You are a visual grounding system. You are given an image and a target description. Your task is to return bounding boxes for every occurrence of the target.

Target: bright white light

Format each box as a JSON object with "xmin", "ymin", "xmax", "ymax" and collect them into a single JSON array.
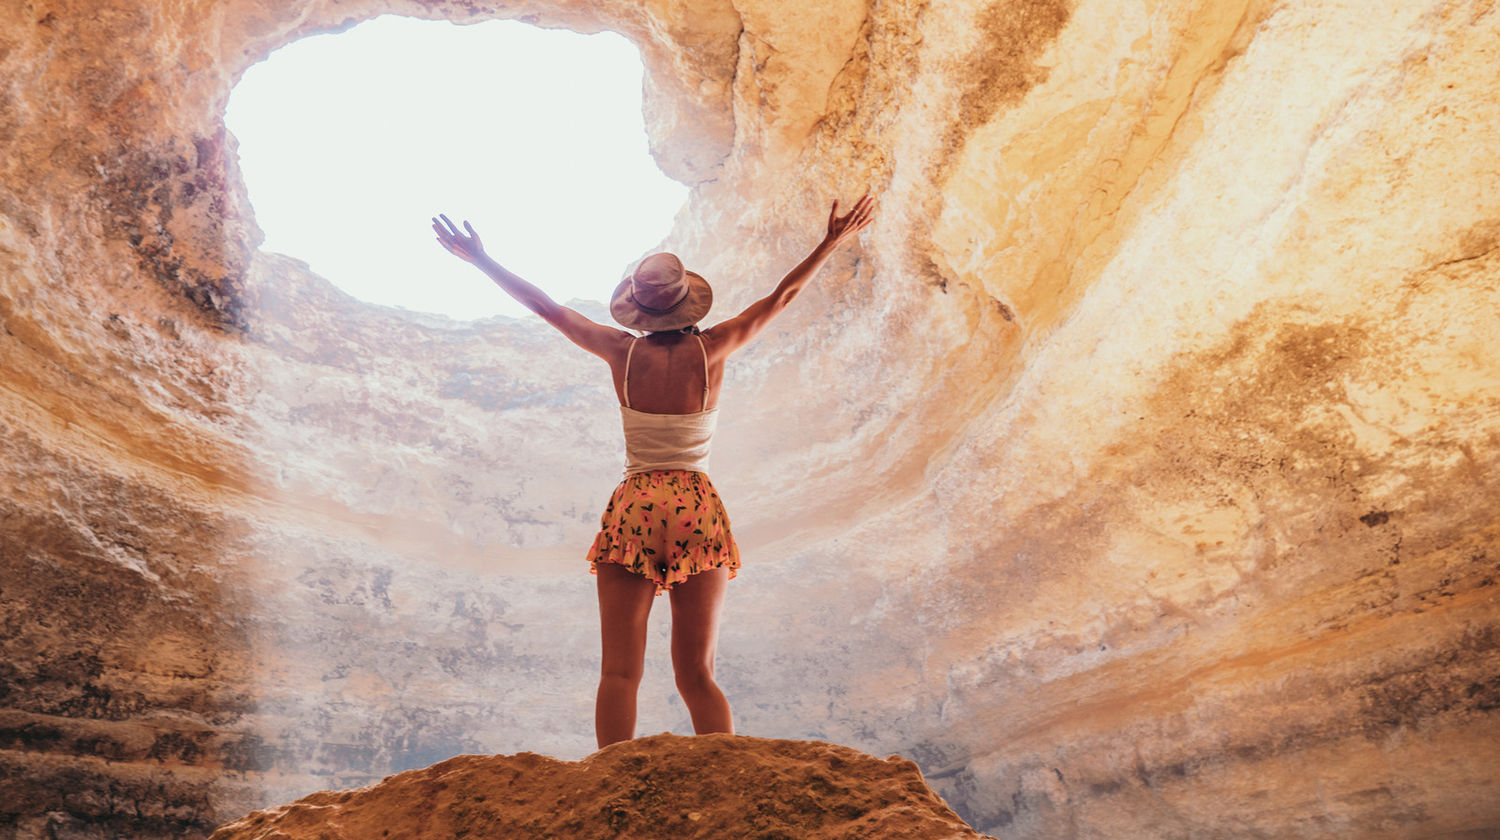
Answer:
[{"xmin": 226, "ymin": 16, "xmax": 688, "ymax": 320}]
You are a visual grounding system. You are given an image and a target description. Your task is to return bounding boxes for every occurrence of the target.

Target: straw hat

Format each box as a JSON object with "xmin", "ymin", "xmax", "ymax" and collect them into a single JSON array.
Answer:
[{"xmin": 609, "ymin": 252, "xmax": 713, "ymax": 331}]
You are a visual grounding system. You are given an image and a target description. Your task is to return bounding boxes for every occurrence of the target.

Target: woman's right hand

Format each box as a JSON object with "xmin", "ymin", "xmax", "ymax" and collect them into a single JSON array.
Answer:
[
  {"xmin": 824, "ymin": 193, "xmax": 876, "ymax": 248},
  {"xmin": 432, "ymin": 214, "xmax": 487, "ymax": 265}
]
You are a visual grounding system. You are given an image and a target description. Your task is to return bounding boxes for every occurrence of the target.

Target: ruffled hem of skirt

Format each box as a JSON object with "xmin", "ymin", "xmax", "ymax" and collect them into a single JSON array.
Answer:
[{"xmin": 587, "ymin": 532, "xmax": 740, "ymax": 595}]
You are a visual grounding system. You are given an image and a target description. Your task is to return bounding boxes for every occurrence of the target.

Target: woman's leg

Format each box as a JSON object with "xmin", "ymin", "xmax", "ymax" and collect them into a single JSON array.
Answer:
[
  {"xmin": 668, "ymin": 566, "xmax": 733, "ymax": 735},
  {"xmin": 595, "ymin": 562, "xmax": 658, "ymax": 748}
]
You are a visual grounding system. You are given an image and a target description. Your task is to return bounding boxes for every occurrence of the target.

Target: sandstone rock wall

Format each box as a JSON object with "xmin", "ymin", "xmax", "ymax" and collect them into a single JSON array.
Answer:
[{"xmin": 1, "ymin": 0, "xmax": 1496, "ymax": 838}]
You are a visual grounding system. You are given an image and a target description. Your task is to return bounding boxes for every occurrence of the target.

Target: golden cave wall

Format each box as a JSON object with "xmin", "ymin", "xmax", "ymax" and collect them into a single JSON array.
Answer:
[{"xmin": 0, "ymin": 0, "xmax": 1497, "ymax": 837}]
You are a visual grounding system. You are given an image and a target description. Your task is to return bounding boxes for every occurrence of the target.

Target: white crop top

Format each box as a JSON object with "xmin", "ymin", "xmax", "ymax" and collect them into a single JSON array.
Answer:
[{"xmin": 620, "ymin": 334, "xmax": 718, "ymax": 475}]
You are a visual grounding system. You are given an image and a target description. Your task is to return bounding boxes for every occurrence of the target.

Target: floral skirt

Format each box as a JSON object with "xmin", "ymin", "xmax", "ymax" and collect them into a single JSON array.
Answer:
[{"xmin": 587, "ymin": 469, "xmax": 740, "ymax": 595}]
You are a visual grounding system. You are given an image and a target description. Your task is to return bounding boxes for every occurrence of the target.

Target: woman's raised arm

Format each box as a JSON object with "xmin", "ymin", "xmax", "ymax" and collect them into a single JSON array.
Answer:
[
  {"xmin": 704, "ymin": 194, "xmax": 875, "ymax": 356},
  {"xmin": 432, "ymin": 214, "xmax": 629, "ymax": 360}
]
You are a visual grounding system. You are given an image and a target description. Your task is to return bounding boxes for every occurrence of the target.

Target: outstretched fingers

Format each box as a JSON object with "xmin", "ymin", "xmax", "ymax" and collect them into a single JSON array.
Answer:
[
  {"xmin": 432, "ymin": 213, "xmax": 484, "ymax": 262},
  {"xmin": 828, "ymin": 193, "xmax": 875, "ymax": 240},
  {"xmin": 435, "ymin": 214, "xmax": 476, "ymax": 240},
  {"xmin": 851, "ymin": 195, "xmax": 875, "ymax": 228},
  {"xmin": 841, "ymin": 194, "xmax": 874, "ymax": 221}
]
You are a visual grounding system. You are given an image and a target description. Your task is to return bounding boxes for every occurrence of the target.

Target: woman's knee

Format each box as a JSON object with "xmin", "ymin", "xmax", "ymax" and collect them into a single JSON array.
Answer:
[
  {"xmin": 673, "ymin": 662, "xmax": 717, "ymax": 694},
  {"xmin": 601, "ymin": 660, "xmax": 645, "ymax": 685}
]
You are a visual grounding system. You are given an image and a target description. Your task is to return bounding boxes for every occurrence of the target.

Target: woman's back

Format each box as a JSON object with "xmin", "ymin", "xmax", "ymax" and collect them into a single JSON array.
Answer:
[{"xmin": 613, "ymin": 331, "xmax": 724, "ymax": 415}]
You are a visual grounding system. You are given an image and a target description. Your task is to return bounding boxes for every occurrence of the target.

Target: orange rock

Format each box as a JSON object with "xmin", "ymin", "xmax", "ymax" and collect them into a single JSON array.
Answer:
[{"xmin": 209, "ymin": 733, "xmax": 992, "ymax": 840}]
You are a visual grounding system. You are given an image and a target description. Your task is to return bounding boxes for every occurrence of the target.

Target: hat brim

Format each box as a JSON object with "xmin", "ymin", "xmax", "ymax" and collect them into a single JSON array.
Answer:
[{"xmin": 609, "ymin": 270, "xmax": 713, "ymax": 331}]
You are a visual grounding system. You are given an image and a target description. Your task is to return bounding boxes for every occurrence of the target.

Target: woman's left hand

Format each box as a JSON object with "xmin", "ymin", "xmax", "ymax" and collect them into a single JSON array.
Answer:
[
  {"xmin": 432, "ymin": 214, "xmax": 486, "ymax": 264},
  {"xmin": 823, "ymin": 193, "xmax": 876, "ymax": 249}
]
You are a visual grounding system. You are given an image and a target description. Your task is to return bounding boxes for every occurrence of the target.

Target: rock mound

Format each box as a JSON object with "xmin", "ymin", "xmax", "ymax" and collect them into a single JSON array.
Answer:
[{"xmin": 208, "ymin": 734, "xmax": 990, "ymax": 840}]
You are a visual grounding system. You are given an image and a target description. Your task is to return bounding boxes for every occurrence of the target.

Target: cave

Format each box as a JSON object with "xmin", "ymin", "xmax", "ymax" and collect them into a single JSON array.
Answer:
[{"xmin": 1, "ymin": 0, "xmax": 1497, "ymax": 838}]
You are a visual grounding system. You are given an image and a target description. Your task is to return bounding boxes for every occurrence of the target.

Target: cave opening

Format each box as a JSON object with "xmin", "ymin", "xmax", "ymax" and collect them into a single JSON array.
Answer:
[{"xmin": 225, "ymin": 14, "xmax": 688, "ymax": 320}]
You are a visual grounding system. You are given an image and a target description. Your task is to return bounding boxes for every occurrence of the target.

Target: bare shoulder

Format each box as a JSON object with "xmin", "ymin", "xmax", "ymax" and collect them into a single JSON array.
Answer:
[
  {"xmin": 696, "ymin": 324, "xmax": 740, "ymax": 365},
  {"xmin": 595, "ymin": 322, "xmax": 637, "ymax": 364},
  {"xmin": 545, "ymin": 305, "xmax": 636, "ymax": 362}
]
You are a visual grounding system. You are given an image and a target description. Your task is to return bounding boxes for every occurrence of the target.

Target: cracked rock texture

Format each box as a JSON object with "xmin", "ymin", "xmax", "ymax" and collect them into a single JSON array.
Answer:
[{"xmin": 2, "ymin": 0, "xmax": 1498, "ymax": 838}]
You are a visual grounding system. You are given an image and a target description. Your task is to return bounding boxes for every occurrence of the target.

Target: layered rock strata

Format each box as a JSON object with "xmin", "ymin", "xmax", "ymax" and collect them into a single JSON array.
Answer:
[{"xmin": 1, "ymin": 0, "xmax": 1497, "ymax": 838}]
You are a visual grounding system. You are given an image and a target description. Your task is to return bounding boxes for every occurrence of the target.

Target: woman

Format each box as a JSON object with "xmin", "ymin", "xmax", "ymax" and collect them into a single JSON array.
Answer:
[{"xmin": 432, "ymin": 194, "xmax": 876, "ymax": 747}]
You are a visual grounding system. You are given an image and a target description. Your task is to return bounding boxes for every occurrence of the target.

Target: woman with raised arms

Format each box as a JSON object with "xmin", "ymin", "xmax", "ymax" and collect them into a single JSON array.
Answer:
[{"xmin": 433, "ymin": 193, "xmax": 875, "ymax": 747}]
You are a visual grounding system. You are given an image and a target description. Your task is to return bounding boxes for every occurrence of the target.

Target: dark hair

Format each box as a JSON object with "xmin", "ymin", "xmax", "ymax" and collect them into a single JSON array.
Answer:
[{"xmin": 647, "ymin": 325, "xmax": 701, "ymax": 336}]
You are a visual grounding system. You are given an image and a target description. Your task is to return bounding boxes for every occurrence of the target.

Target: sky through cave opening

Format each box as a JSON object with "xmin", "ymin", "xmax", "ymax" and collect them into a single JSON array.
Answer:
[{"xmin": 226, "ymin": 15, "xmax": 689, "ymax": 320}]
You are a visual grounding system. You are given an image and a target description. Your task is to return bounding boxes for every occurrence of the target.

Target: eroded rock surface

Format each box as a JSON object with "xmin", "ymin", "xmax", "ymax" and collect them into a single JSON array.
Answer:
[
  {"xmin": 2, "ymin": 0, "xmax": 1498, "ymax": 838},
  {"xmin": 208, "ymin": 734, "xmax": 990, "ymax": 840}
]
